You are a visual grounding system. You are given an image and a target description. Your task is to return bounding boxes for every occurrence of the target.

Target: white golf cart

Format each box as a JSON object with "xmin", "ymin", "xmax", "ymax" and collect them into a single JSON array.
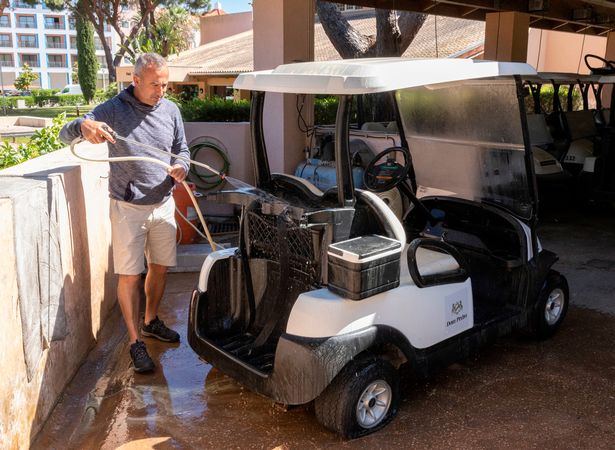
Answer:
[{"xmin": 187, "ymin": 58, "xmax": 570, "ymax": 438}]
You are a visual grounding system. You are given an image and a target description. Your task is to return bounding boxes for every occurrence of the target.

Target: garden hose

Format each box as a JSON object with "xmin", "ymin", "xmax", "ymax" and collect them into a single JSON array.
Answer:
[
  {"xmin": 69, "ymin": 136, "xmax": 218, "ymax": 252},
  {"xmin": 189, "ymin": 140, "xmax": 230, "ymax": 190}
]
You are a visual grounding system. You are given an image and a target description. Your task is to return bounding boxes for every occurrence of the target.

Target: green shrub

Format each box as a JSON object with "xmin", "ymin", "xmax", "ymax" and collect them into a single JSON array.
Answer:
[
  {"xmin": 0, "ymin": 113, "xmax": 68, "ymax": 169},
  {"xmin": 179, "ymin": 97, "xmax": 251, "ymax": 122},
  {"xmin": 56, "ymin": 94, "xmax": 86, "ymax": 106},
  {"xmin": 31, "ymin": 94, "xmax": 60, "ymax": 107},
  {"xmin": 315, "ymin": 96, "xmax": 338, "ymax": 125},
  {"xmin": 31, "ymin": 88, "xmax": 59, "ymax": 97},
  {"xmin": 0, "ymin": 97, "xmax": 19, "ymax": 109}
]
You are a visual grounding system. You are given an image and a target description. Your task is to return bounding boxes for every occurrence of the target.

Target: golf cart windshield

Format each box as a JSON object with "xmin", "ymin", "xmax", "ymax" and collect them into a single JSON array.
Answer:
[{"xmin": 397, "ymin": 78, "xmax": 534, "ymax": 219}]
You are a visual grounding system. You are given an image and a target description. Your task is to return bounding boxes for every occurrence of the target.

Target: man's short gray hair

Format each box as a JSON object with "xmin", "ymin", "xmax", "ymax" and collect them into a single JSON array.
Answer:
[{"xmin": 134, "ymin": 53, "xmax": 167, "ymax": 77}]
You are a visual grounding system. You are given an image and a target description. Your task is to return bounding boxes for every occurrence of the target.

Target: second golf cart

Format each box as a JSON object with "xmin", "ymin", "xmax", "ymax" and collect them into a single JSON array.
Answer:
[{"xmin": 188, "ymin": 58, "xmax": 569, "ymax": 438}]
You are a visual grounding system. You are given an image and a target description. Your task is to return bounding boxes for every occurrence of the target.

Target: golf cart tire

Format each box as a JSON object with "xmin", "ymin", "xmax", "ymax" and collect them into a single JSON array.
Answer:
[
  {"xmin": 529, "ymin": 270, "xmax": 569, "ymax": 339},
  {"xmin": 314, "ymin": 355, "xmax": 400, "ymax": 439}
]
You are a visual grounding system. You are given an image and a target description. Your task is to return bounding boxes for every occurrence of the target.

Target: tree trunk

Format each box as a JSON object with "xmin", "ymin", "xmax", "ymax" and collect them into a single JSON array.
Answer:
[{"xmin": 316, "ymin": 1, "xmax": 427, "ymax": 59}]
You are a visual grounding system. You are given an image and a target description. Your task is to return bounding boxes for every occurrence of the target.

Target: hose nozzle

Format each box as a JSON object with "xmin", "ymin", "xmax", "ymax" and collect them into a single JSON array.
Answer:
[{"xmin": 101, "ymin": 125, "xmax": 117, "ymax": 140}]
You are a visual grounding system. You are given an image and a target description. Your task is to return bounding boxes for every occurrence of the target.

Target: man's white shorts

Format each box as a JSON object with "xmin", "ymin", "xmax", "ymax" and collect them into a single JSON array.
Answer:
[{"xmin": 110, "ymin": 197, "xmax": 177, "ymax": 275}]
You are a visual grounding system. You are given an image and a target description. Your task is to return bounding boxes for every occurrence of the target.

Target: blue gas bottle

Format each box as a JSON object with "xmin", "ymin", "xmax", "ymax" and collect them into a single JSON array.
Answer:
[{"xmin": 294, "ymin": 158, "xmax": 365, "ymax": 191}]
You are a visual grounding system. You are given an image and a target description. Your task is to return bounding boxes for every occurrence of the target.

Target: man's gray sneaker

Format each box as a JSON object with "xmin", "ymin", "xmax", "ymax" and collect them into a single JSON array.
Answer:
[
  {"xmin": 141, "ymin": 316, "xmax": 180, "ymax": 343},
  {"xmin": 130, "ymin": 340, "xmax": 155, "ymax": 373}
]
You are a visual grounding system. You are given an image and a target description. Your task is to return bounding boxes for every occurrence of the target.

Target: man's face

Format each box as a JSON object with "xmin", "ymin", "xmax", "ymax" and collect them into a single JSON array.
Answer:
[{"xmin": 133, "ymin": 66, "xmax": 169, "ymax": 106}]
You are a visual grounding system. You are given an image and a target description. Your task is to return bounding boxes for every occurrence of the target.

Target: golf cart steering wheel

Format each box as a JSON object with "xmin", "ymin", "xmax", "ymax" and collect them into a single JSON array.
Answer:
[
  {"xmin": 585, "ymin": 54, "xmax": 615, "ymax": 75},
  {"xmin": 363, "ymin": 146, "xmax": 411, "ymax": 193}
]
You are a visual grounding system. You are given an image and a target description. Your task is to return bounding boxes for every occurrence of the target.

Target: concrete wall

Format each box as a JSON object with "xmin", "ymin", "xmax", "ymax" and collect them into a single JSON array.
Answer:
[
  {"xmin": 527, "ymin": 28, "xmax": 606, "ymax": 73},
  {"xmin": 183, "ymin": 121, "xmax": 253, "ymax": 185},
  {"xmin": 253, "ymin": 0, "xmax": 315, "ymax": 174},
  {"xmin": 199, "ymin": 11, "xmax": 252, "ymax": 46},
  {"xmin": 0, "ymin": 144, "xmax": 116, "ymax": 448}
]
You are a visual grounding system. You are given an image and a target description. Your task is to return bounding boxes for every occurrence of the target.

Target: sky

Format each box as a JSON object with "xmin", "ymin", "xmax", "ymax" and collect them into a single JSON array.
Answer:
[{"xmin": 215, "ymin": 0, "xmax": 253, "ymax": 13}]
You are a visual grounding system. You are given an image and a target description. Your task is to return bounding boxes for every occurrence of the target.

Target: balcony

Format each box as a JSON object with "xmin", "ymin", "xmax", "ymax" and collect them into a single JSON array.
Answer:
[
  {"xmin": 44, "ymin": 23, "xmax": 63, "ymax": 30},
  {"xmin": 47, "ymin": 61, "xmax": 66, "ymax": 68},
  {"xmin": 16, "ymin": 22, "xmax": 37, "ymax": 29},
  {"xmin": 0, "ymin": 60, "xmax": 13, "ymax": 67},
  {"xmin": 20, "ymin": 60, "xmax": 39, "ymax": 67},
  {"xmin": 14, "ymin": 1, "xmax": 36, "ymax": 8},
  {"xmin": 46, "ymin": 41, "xmax": 65, "ymax": 49},
  {"xmin": 0, "ymin": 19, "xmax": 10, "ymax": 28},
  {"xmin": 0, "ymin": 40, "xmax": 11, "ymax": 47},
  {"xmin": 18, "ymin": 41, "xmax": 37, "ymax": 48}
]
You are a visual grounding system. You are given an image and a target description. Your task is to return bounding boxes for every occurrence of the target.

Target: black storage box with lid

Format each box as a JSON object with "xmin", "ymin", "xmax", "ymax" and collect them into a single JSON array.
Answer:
[{"xmin": 327, "ymin": 234, "xmax": 402, "ymax": 300}]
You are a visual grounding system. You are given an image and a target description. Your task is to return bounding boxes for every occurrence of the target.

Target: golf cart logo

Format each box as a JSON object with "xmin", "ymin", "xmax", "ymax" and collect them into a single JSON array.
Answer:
[
  {"xmin": 446, "ymin": 295, "xmax": 468, "ymax": 329},
  {"xmin": 451, "ymin": 301, "xmax": 463, "ymax": 315}
]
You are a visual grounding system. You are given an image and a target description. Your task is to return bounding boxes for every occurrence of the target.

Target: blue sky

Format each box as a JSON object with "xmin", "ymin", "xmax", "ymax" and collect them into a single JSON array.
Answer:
[{"xmin": 216, "ymin": 0, "xmax": 252, "ymax": 13}]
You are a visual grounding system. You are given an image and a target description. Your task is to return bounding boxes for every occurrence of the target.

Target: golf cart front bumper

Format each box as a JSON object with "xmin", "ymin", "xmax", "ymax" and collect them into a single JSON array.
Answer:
[{"xmin": 188, "ymin": 288, "xmax": 386, "ymax": 405}]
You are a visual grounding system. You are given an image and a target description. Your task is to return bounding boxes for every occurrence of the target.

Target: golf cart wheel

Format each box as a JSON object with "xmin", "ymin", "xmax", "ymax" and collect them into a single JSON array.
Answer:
[
  {"xmin": 530, "ymin": 270, "xmax": 569, "ymax": 339},
  {"xmin": 314, "ymin": 356, "xmax": 400, "ymax": 439}
]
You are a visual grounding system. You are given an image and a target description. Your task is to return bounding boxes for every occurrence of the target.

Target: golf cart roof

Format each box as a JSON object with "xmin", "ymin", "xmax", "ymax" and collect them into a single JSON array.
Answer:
[{"xmin": 234, "ymin": 58, "xmax": 537, "ymax": 95}]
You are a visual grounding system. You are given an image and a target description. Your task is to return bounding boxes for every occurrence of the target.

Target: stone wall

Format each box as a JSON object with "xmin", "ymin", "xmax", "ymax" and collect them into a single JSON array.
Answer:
[{"xmin": 0, "ymin": 143, "xmax": 116, "ymax": 449}]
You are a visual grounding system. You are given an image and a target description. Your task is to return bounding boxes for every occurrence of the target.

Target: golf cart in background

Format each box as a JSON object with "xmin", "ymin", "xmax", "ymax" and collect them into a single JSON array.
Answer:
[
  {"xmin": 524, "ymin": 68, "xmax": 615, "ymax": 206},
  {"xmin": 188, "ymin": 58, "xmax": 570, "ymax": 438}
]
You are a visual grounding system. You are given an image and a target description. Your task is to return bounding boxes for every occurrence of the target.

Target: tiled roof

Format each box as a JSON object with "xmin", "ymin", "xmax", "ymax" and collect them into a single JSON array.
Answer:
[
  {"xmin": 171, "ymin": 13, "xmax": 485, "ymax": 76},
  {"xmin": 203, "ymin": 8, "xmax": 226, "ymax": 17}
]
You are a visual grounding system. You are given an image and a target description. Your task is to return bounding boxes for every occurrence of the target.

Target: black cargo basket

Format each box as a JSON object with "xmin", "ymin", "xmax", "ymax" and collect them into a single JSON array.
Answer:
[{"xmin": 246, "ymin": 211, "xmax": 320, "ymax": 283}]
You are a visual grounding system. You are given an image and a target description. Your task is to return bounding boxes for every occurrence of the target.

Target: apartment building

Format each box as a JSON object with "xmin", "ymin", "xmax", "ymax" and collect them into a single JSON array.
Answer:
[{"xmin": 0, "ymin": 0, "xmax": 125, "ymax": 90}]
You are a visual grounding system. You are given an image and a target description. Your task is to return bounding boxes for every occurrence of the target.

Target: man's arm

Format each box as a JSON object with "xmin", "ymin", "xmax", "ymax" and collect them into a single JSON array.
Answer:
[
  {"xmin": 168, "ymin": 108, "xmax": 190, "ymax": 182},
  {"xmin": 59, "ymin": 101, "xmax": 116, "ymax": 145}
]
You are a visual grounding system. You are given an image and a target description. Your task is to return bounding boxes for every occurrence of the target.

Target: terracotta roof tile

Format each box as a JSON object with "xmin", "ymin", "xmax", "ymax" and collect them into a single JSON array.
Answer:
[{"xmin": 172, "ymin": 13, "xmax": 485, "ymax": 76}]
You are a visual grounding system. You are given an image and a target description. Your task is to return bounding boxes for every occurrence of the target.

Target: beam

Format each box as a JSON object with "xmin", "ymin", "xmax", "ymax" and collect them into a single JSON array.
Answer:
[{"xmin": 326, "ymin": 0, "xmax": 615, "ymax": 32}]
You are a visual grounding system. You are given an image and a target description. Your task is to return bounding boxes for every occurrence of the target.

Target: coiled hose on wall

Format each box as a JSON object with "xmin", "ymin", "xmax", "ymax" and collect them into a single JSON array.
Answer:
[{"xmin": 188, "ymin": 139, "xmax": 230, "ymax": 190}]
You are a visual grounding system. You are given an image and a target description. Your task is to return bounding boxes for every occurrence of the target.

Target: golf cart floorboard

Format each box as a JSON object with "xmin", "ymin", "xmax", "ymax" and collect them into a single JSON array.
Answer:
[{"xmin": 215, "ymin": 333, "xmax": 276, "ymax": 373}]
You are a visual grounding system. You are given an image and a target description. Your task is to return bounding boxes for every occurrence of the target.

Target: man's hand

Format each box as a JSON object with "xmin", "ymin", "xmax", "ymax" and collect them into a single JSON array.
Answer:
[
  {"xmin": 80, "ymin": 119, "xmax": 116, "ymax": 144},
  {"xmin": 168, "ymin": 164, "xmax": 187, "ymax": 183}
]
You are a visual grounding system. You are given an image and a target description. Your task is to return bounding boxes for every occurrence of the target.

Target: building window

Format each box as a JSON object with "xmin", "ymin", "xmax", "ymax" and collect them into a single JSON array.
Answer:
[
  {"xmin": 97, "ymin": 55, "xmax": 107, "ymax": 68},
  {"xmin": 336, "ymin": 3, "xmax": 363, "ymax": 10},
  {"xmin": 94, "ymin": 36, "xmax": 103, "ymax": 50},
  {"xmin": 69, "ymin": 36, "xmax": 76, "ymax": 49},
  {"xmin": 0, "ymin": 15, "xmax": 10, "ymax": 27},
  {"xmin": 44, "ymin": 16, "xmax": 63, "ymax": 29},
  {"xmin": 68, "ymin": 17, "xmax": 76, "ymax": 30},
  {"xmin": 20, "ymin": 54, "xmax": 39, "ymax": 67},
  {"xmin": 14, "ymin": 1, "xmax": 36, "ymax": 9},
  {"xmin": 0, "ymin": 34, "xmax": 11, "ymax": 47},
  {"xmin": 18, "ymin": 34, "xmax": 37, "ymax": 48},
  {"xmin": 17, "ymin": 15, "xmax": 36, "ymax": 28},
  {"xmin": 0, "ymin": 54, "xmax": 13, "ymax": 67},
  {"xmin": 47, "ymin": 54, "xmax": 65, "ymax": 68},
  {"xmin": 46, "ymin": 36, "xmax": 64, "ymax": 48},
  {"xmin": 121, "ymin": 20, "xmax": 129, "ymax": 28}
]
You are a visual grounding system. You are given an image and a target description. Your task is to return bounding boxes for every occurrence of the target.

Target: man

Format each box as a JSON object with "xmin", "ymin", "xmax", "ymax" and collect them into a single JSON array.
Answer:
[{"xmin": 60, "ymin": 53, "xmax": 190, "ymax": 373}]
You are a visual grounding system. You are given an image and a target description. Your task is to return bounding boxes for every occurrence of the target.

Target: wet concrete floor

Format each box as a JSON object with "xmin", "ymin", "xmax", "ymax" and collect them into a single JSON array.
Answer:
[{"xmin": 33, "ymin": 206, "xmax": 615, "ymax": 449}]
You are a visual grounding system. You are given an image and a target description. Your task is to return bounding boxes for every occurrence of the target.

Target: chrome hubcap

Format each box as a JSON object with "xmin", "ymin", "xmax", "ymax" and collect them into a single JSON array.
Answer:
[
  {"xmin": 356, "ymin": 379, "xmax": 392, "ymax": 429},
  {"xmin": 545, "ymin": 288, "xmax": 564, "ymax": 325}
]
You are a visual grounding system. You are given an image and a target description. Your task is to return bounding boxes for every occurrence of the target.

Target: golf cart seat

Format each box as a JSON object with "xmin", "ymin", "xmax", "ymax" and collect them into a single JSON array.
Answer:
[
  {"xmin": 271, "ymin": 173, "xmax": 406, "ymax": 244},
  {"xmin": 353, "ymin": 189, "xmax": 406, "ymax": 243},
  {"xmin": 361, "ymin": 122, "xmax": 388, "ymax": 132}
]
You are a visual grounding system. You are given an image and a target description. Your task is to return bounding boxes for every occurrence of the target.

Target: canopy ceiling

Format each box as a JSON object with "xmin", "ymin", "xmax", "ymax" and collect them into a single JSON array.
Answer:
[{"xmin": 328, "ymin": 1, "xmax": 615, "ymax": 35}]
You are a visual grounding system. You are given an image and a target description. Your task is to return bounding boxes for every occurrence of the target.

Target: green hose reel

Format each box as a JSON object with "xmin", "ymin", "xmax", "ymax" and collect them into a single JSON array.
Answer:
[{"xmin": 188, "ymin": 139, "xmax": 230, "ymax": 190}]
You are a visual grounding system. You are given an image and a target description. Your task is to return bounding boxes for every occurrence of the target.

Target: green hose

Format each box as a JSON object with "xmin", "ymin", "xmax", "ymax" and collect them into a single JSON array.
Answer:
[{"xmin": 189, "ymin": 141, "xmax": 230, "ymax": 190}]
